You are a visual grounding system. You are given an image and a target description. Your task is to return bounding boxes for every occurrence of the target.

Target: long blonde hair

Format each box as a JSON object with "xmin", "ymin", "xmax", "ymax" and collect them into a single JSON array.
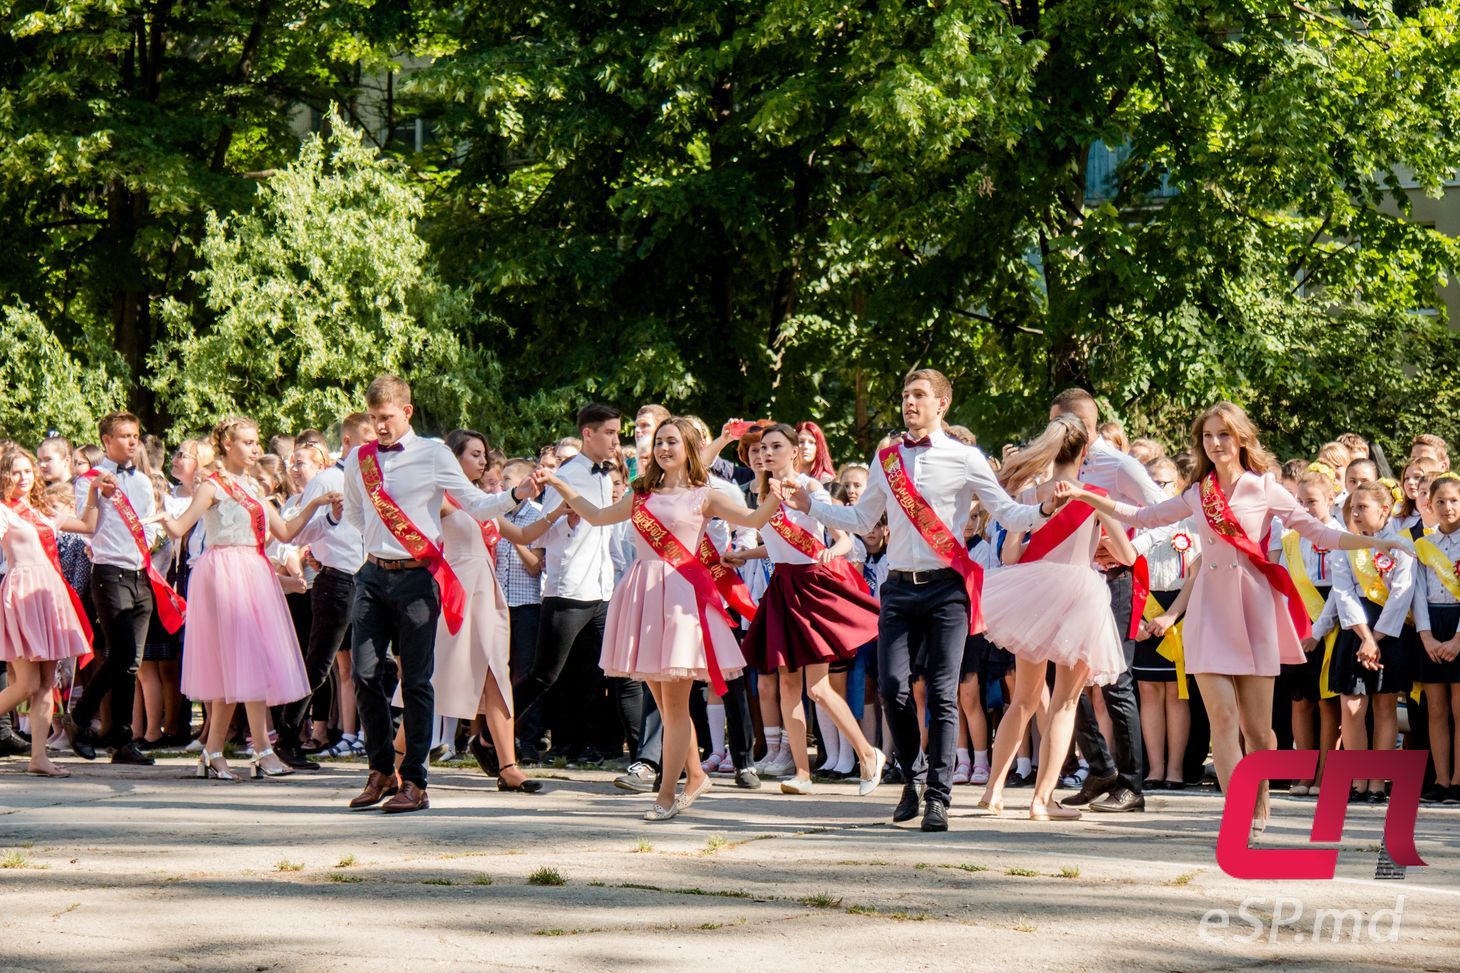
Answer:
[
  {"xmin": 1188, "ymin": 402, "xmax": 1277, "ymax": 485},
  {"xmin": 632, "ymin": 416, "xmax": 710, "ymax": 494},
  {"xmin": 999, "ymin": 414, "xmax": 1088, "ymax": 496}
]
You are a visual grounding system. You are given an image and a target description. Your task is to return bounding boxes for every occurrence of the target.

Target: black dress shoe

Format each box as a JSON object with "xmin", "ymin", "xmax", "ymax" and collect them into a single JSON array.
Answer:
[
  {"xmin": 1141, "ymin": 778, "xmax": 1166, "ymax": 791},
  {"xmin": 0, "ymin": 732, "xmax": 31, "ymax": 756},
  {"xmin": 1005, "ymin": 769, "xmax": 1033, "ymax": 788},
  {"xmin": 734, "ymin": 767, "xmax": 762, "ymax": 790},
  {"xmin": 1089, "ymin": 786, "xmax": 1145, "ymax": 813},
  {"xmin": 276, "ymin": 746, "xmax": 320, "ymax": 771},
  {"xmin": 1061, "ymin": 772, "xmax": 1118, "ymax": 808},
  {"xmin": 63, "ymin": 715, "xmax": 96, "ymax": 761},
  {"xmin": 496, "ymin": 763, "xmax": 543, "ymax": 793},
  {"xmin": 893, "ymin": 782, "xmax": 925, "ymax": 823},
  {"xmin": 111, "ymin": 742, "xmax": 155, "ymax": 766},
  {"xmin": 921, "ymin": 798, "xmax": 949, "ymax": 832},
  {"xmin": 468, "ymin": 734, "xmax": 501, "ymax": 777}
]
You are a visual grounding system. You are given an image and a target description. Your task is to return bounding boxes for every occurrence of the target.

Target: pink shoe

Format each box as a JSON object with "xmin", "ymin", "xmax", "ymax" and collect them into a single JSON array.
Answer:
[
  {"xmin": 970, "ymin": 765, "xmax": 990, "ymax": 786},
  {"xmin": 951, "ymin": 757, "xmax": 972, "ymax": 785},
  {"xmin": 700, "ymin": 751, "xmax": 726, "ymax": 774}
]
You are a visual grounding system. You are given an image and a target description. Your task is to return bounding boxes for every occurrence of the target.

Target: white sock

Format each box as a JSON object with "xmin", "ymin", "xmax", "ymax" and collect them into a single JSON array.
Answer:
[
  {"xmin": 1016, "ymin": 756, "xmax": 1033, "ymax": 778},
  {"xmin": 974, "ymin": 749, "xmax": 990, "ymax": 771},
  {"xmin": 815, "ymin": 707, "xmax": 840, "ymax": 770},
  {"xmin": 707, "ymin": 703, "xmax": 726, "ymax": 756},
  {"xmin": 834, "ymin": 730, "xmax": 857, "ymax": 775},
  {"xmin": 762, "ymin": 727, "xmax": 782, "ymax": 763}
]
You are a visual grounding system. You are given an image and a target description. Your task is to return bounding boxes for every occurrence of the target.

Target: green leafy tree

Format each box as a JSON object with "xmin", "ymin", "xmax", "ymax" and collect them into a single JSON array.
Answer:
[
  {"xmin": 149, "ymin": 113, "xmax": 495, "ymax": 440},
  {"xmin": 0, "ymin": 303, "xmax": 125, "ymax": 444}
]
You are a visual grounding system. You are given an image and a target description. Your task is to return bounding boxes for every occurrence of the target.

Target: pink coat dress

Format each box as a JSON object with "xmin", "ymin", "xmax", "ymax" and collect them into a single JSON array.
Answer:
[{"xmin": 1111, "ymin": 472, "xmax": 1347, "ymax": 677}]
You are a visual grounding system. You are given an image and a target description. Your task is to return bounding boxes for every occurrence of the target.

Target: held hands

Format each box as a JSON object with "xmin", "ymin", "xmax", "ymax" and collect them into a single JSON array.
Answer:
[
  {"xmin": 816, "ymin": 548, "xmax": 837, "ymax": 566},
  {"xmin": 531, "ymin": 467, "xmax": 563, "ymax": 494},
  {"xmin": 1050, "ymin": 480, "xmax": 1084, "ymax": 506},
  {"xmin": 1140, "ymin": 612, "xmax": 1176, "ymax": 640},
  {"xmin": 1301, "ymin": 636, "xmax": 1319, "ymax": 655},
  {"xmin": 774, "ymin": 478, "xmax": 812, "ymax": 513},
  {"xmin": 312, "ymin": 491, "xmax": 343, "ymax": 512},
  {"xmin": 1357, "ymin": 636, "xmax": 1384, "ymax": 672},
  {"xmin": 93, "ymin": 472, "xmax": 119, "ymax": 499},
  {"xmin": 330, "ymin": 496, "xmax": 344, "ymax": 520}
]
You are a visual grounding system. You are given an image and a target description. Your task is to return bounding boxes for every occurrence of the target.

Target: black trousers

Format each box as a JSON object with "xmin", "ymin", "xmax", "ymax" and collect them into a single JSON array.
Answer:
[
  {"xmin": 512, "ymin": 597, "xmax": 643, "ymax": 758},
  {"xmin": 75, "ymin": 565, "xmax": 154, "ymax": 741},
  {"xmin": 1074, "ymin": 569, "xmax": 1145, "ymax": 793},
  {"xmin": 351, "ymin": 563, "xmax": 438, "ymax": 787},
  {"xmin": 879, "ymin": 574, "xmax": 966, "ymax": 807},
  {"xmin": 276, "ymin": 568, "xmax": 355, "ymax": 749},
  {"xmin": 507, "ymin": 603, "xmax": 544, "ymax": 749}
]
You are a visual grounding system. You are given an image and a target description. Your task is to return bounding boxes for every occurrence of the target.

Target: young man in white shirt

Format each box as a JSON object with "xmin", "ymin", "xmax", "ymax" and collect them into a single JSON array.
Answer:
[
  {"xmin": 785, "ymin": 369, "xmax": 1055, "ymax": 831},
  {"xmin": 63, "ymin": 412, "xmax": 160, "ymax": 766},
  {"xmin": 339, "ymin": 376, "xmax": 539, "ymax": 813},
  {"xmin": 512, "ymin": 403, "xmax": 643, "ymax": 764}
]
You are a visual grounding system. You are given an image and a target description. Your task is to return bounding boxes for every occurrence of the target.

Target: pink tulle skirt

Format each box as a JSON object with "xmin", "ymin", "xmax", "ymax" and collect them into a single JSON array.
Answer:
[
  {"xmin": 601, "ymin": 559, "xmax": 745, "ymax": 684},
  {"xmin": 0, "ymin": 565, "xmax": 90, "ymax": 663},
  {"xmin": 181, "ymin": 547, "xmax": 310, "ymax": 705},
  {"xmin": 980, "ymin": 562, "xmax": 1127, "ymax": 686}
]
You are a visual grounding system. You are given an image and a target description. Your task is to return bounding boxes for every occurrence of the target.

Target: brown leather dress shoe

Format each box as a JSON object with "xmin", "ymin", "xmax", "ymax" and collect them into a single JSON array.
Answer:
[
  {"xmin": 348, "ymin": 770, "xmax": 400, "ymax": 810},
  {"xmin": 381, "ymin": 780, "xmax": 429, "ymax": 814}
]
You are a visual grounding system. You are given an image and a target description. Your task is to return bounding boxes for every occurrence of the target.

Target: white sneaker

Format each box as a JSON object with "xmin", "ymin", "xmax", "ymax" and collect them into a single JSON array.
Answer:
[
  {"xmin": 759, "ymin": 751, "xmax": 796, "ymax": 779},
  {"xmin": 184, "ymin": 738, "xmax": 205, "ymax": 754},
  {"xmin": 951, "ymin": 758, "xmax": 972, "ymax": 785}
]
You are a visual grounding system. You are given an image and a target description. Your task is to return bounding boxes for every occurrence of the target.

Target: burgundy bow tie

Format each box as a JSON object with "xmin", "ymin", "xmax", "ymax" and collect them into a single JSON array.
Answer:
[
  {"xmin": 902, "ymin": 435, "xmax": 932, "ymax": 449},
  {"xmin": 378, "ymin": 442, "xmax": 405, "ymax": 453}
]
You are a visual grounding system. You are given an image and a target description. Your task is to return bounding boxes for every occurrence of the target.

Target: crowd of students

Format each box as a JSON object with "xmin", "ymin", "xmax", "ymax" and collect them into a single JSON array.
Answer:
[{"xmin": 1, "ymin": 370, "xmax": 1456, "ymax": 834}]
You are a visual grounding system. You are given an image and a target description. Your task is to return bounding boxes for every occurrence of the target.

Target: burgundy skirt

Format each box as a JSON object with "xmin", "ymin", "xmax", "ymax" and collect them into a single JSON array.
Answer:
[{"xmin": 741, "ymin": 559, "xmax": 880, "ymax": 672}]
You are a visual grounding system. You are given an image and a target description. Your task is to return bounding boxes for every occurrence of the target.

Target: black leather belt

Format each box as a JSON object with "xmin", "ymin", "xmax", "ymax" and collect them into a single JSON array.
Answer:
[
  {"xmin": 887, "ymin": 568, "xmax": 960, "ymax": 585},
  {"xmin": 366, "ymin": 554, "xmax": 426, "ymax": 570}
]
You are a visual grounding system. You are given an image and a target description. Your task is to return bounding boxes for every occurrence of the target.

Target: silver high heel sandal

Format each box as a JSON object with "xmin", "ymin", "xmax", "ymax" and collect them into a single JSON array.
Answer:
[
  {"xmin": 197, "ymin": 750, "xmax": 239, "ymax": 782},
  {"xmin": 250, "ymin": 748, "xmax": 295, "ymax": 780}
]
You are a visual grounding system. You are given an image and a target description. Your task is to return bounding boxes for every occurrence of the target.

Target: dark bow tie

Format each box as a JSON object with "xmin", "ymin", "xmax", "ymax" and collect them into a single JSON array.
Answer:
[
  {"xmin": 378, "ymin": 442, "xmax": 405, "ymax": 454},
  {"xmin": 590, "ymin": 462, "xmax": 613, "ymax": 476},
  {"xmin": 901, "ymin": 435, "xmax": 932, "ymax": 450},
  {"xmin": 115, "ymin": 464, "xmax": 137, "ymax": 475}
]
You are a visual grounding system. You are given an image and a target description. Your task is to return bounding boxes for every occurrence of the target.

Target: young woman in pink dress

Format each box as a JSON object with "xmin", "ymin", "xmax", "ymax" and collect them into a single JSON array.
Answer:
[
  {"xmin": 972, "ymin": 415, "xmax": 1136, "ymax": 821},
  {"xmin": 1058, "ymin": 402, "xmax": 1410, "ymax": 836},
  {"xmin": 0, "ymin": 447, "xmax": 108, "ymax": 777},
  {"xmin": 157, "ymin": 417, "xmax": 339, "ymax": 781},
  {"xmin": 538, "ymin": 416, "xmax": 784, "ymax": 820}
]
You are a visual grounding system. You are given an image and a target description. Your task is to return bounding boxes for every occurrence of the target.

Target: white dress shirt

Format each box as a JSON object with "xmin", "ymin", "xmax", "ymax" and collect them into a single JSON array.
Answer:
[
  {"xmin": 1329, "ymin": 525, "xmax": 1415, "ymax": 639},
  {"xmin": 536, "ymin": 452, "xmax": 616, "ymax": 601},
  {"xmin": 1081, "ymin": 437, "xmax": 1168, "ymax": 506},
  {"xmin": 1412, "ymin": 527, "xmax": 1460, "ymax": 631},
  {"xmin": 76, "ymin": 456, "xmax": 160, "ymax": 570},
  {"xmin": 763, "ymin": 473, "xmax": 828, "ymax": 566},
  {"xmin": 293, "ymin": 462, "xmax": 365, "ymax": 574},
  {"xmin": 807, "ymin": 428, "xmax": 1047, "ymax": 573},
  {"xmin": 342, "ymin": 429, "xmax": 517, "ymax": 559}
]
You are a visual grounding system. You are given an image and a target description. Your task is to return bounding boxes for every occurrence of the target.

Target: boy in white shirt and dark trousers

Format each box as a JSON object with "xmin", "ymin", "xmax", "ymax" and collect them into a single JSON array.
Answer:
[{"xmin": 340, "ymin": 376, "xmax": 536, "ymax": 814}]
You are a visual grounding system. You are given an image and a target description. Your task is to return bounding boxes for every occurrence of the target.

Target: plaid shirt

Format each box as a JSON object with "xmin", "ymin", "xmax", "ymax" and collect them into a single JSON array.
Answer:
[{"xmin": 496, "ymin": 500, "xmax": 544, "ymax": 607}]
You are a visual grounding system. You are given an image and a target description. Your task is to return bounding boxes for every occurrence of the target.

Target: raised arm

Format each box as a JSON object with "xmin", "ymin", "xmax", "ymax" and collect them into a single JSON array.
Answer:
[
  {"xmin": 1267, "ymin": 478, "xmax": 1405, "ymax": 553},
  {"xmin": 54, "ymin": 476, "xmax": 106, "ymax": 534},
  {"xmin": 438, "ymin": 449, "xmax": 527, "ymax": 522},
  {"xmin": 801, "ymin": 461, "xmax": 888, "ymax": 533},
  {"xmin": 160, "ymin": 481, "xmax": 219, "ymax": 539},
  {"xmin": 705, "ymin": 484, "xmax": 781, "ymax": 529},
  {"xmin": 538, "ymin": 472, "xmax": 633, "ymax": 526},
  {"xmin": 267, "ymin": 489, "xmax": 341, "ymax": 542},
  {"xmin": 967, "ymin": 448, "xmax": 1049, "ymax": 535}
]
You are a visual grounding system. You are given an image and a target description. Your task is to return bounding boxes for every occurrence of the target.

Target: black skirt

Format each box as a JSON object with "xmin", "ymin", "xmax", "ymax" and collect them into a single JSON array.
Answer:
[
  {"xmin": 1419, "ymin": 603, "xmax": 1460, "ymax": 684},
  {"xmin": 1132, "ymin": 590, "xmax": 1180, "ymax": 682},
  {"xmin": 1279, "ymin": 585, "xmax": 1331, "ymax": 702},
  {"xmin": 1331, "ymin": 597, "xmax": 1411, "ymax": 696}
]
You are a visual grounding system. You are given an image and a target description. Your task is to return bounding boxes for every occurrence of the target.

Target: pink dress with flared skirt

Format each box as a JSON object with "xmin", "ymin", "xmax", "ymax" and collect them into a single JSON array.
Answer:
[
  {"xmin": 181, "ymin": 477, "xmax": 311, "ymax": 705},
  {"xmin": 0, "ymin": 504, "xmax": 91, "ymax": 663},
  {"xmin": 980, "ymin": 499, "xmax": 1127, "ymax": 686},
  {"xmin": 600, "ymin": 487, "xmax": 746, "ymax": 684}
]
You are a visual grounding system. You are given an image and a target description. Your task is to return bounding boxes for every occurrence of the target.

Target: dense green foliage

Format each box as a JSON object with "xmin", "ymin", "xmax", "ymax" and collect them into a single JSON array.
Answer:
[{"xmin": 6, "ymin": 2, "xmax": 1460, "ymax": 462}]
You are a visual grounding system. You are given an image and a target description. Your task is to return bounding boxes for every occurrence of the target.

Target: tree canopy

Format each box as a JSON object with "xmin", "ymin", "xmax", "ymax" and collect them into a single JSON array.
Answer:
[{"xmin": 6, "ymin": 1, "xmax": 1460, "ymax": 460}]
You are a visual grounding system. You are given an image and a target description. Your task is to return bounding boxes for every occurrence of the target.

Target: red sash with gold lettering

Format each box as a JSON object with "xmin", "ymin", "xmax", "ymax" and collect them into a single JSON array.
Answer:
[
  {"xmin": 82, "ymin": 470, "xmax": 186, "ymax": 633},
  {"xmin": 769, "ymin": 507, "xmax": 873, "ymax": 595},
  {"xmin": 1200, "ymin": 472, "xmax": 1311, "ymax": 640},
  {"xmin": 446, "ymin": 493, "xmax": 501, "ymax": 560},
  {"xmin": 208, "ymin": 473, "xmax": 268, "ymax": 556},
  {"xmin": 7, "ymin": 500, "xmax": 94, "ymax": 667},
  {"xmin": 697, "ymin": 534, "xmax": 758, "ymax": 620},
  {"xmin": 632, "ymin": 493, "xmax": 731, "ymax": 696},
  {"xmin": 877, "ymin": 444, "xmax": 985, "ymax": 634},
  {"xmin": 358, "ymin": 442, "xmax": 467, "ymax": 636}
]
